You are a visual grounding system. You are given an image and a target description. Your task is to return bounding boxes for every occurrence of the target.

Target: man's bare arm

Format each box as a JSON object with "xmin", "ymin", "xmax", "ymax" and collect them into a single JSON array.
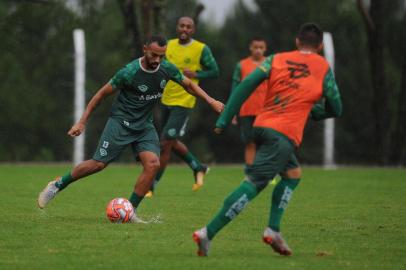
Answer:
[
  {"xmin": 68, "ymin": 83, "xmax": 116, "ymax": 137},
  {"xmin": 180, "ymin": 77, "xmax": 224, "ymax": 114}
]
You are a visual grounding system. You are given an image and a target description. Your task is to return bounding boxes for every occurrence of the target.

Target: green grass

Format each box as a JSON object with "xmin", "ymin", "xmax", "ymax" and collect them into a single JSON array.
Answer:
[{"xmin": 0, "ymin": 164, "xmax": 405, "ymax": 270}]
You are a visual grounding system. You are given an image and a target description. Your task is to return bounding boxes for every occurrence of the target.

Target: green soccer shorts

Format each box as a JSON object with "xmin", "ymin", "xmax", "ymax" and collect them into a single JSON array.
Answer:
[
  {"xmin": 245, "ymin": 127, "xmax": 300, "ymax": 191},
  {"xmin": 238, "ymin": 115, "xmax": 256, "ymax": 144},
  {"xmin": 160, "ymin": 105, "xmax": 192, "ymax": 139},
  {"xmin": 92, "ymin": 117, "xmax": 160, "ymax": 163}
]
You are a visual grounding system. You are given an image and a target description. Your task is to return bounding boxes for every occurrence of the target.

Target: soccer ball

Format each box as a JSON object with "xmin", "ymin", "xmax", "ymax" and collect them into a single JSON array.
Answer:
[{"xmin": 106, "ymin": 198, "xmax": 134, "ymax": 223}]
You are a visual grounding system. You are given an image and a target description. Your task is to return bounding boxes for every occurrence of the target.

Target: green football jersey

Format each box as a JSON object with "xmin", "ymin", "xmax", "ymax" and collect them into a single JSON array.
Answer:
[{"xmin": 109, "ymin": 58, "xmax": 184, "ymax": 130}]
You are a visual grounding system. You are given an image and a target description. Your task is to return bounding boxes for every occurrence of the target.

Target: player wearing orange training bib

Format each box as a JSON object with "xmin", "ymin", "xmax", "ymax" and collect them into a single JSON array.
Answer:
[
  {"xmin": 193, "ymin": 23, "xmax": 342, "ymax": 257},
  {"xmin": 231, "ymin": 37, "xmax": 268, "ymax": 164}
]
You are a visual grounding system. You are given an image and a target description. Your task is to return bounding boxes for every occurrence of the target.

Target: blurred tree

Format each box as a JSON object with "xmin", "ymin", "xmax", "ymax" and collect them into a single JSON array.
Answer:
[
  {"xmin": 357, "ymin": 0, "xmax": 389, "ymax": 164},
  {"xmin": 115, "ymin": 0, "xmax": 172, "ymax": 57},
  {"xmin": 116, "ymin": 0, "xmax": 143, "ymax": 57},
  {"xmin": 357, "ymin": 0, "xmax": 406, "ymax": 164},
  {"xmin": 1, "ymin": 0, "xmax": 405, "ymax": 165},
  {"xmin": 0, "ymin": 1, "xmax": 78, "ymax": 161},
  {"xmin": 384, "ymin": 0, "xmax": 406, "ymax": 164},
  {"xmin": 394, "ymin": 41, "xmax": 406, "ymax": 163}
]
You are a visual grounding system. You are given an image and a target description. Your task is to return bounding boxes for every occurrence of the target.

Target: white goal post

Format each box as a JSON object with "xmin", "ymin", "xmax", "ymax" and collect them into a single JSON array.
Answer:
[
  {"xmin": 322, "ymin": 32, "xmax": 337, "ymax": 169},
  {"xmin": 73, "ymin": 29, "xmax": 86, "ymax": 165}
]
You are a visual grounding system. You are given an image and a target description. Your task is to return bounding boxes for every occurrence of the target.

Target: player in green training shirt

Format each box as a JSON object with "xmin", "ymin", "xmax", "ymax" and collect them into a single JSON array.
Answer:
[{"xmin": 37, "ymin": 35, "xmax": 224, "ymax": 222}]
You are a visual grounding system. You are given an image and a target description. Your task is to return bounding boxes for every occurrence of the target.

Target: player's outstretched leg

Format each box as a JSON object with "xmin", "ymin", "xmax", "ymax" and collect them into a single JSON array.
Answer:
[
  {"xmin": 37, "ymin": 160, "xmax": 106, "ymax": 209},
  {"xmin": 37, "ymin": 177, "xmax": 60, "ymax": 209},
  {"xmin": 192, "ymin": 180, "xmax": 258, "ymax": 256},
  {"xmin": 192, "ymin": 227, "xmax": 211, "ymax": 256},
  {"xmin": 128, "ymin": 151, "xmax": 160, "ymax": 222},
  {"xmin": 262, "ymin": 227, "xmax": 292, "ymax": 256}
]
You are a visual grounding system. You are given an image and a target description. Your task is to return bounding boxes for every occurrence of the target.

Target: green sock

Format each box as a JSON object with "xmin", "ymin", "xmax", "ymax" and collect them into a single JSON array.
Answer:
[
  {"xmin": 269, "ymin": 178, "xmax": 300, "ymax": 232},
  {"xmin": 206, "ymin": 181, "xmax": 258, "ymax": 240},
  {"xmin": 54, "ymin": 173, "xmax": 74, "ymax": 191},
  {"xmin": 129, "ymin": 192, "xmax": 144, "ymax": 209},
  {"xmin": 176, "ymin": 151, "xmax": 202, "ymax": 171},
  {"xmin": 151, "ymin": 169, "xmax": 165, "ymax": 191}
]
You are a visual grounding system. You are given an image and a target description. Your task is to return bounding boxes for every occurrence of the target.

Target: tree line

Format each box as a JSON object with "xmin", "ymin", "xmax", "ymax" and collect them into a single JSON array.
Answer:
[{"xmin": 1, "ymin": 0, "xmax": 405, "ymax": 165}]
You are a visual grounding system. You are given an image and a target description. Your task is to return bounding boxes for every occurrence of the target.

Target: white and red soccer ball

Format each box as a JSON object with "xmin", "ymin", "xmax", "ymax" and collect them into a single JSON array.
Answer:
[{"xmin": 106, "ymin": 198, "xmax": 134, "ymax": 223}]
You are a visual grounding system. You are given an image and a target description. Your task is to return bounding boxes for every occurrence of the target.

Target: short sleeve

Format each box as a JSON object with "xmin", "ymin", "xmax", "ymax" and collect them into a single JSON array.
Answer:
[{"xmin": 109, "ymin": 66, "xmax": 131, "ymax": 90}]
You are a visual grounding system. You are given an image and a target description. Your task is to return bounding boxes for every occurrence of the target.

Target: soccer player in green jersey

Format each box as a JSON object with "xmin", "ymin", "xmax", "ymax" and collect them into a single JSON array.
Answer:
[
  {"xmin": 193, "ymin": 23, "xmax": 342, "ymax": 256},
  {"xmin": 37, "ymin": 35, "xmax": 224, "ymax": 222},
  {"xmin": 146, "ymin": 16, "xmax": 220, "ymax": 197}
]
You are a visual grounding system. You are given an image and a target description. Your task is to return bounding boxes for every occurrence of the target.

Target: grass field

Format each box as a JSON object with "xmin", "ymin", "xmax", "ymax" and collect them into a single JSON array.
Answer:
[{"xmin": 0, "ymin": 164, "xmax": 405, "ymax": 270}]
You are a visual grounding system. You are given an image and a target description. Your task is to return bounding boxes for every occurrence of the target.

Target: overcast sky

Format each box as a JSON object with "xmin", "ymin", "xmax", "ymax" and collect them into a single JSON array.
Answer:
[
  {"xmin": 199, "ymin": 0, "xmax": 257, "ymax": 26},
  {"xmin": 65, "ymin": 0, "xmax": 257, "ymax": 27}
]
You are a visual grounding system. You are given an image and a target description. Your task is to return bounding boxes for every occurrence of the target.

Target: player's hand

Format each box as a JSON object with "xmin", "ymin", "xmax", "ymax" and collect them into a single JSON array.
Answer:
[
  {"xmin": 183, "ymin": 68, "xmax": 197, "ymax": 79},
  {"xmin": 68, "ymin": 122, "xmax": 85, "ymax": 137},
  {"xmin": 231, "ymin": 116, "xmax": 238, "ymax": 125},
  {"xmin": 214, "ymin": 127, "xmax": 223, "ymax": 134},
  {"xmin": 209, "ymin": 99, "xmax": 225, "ymax": 114}
]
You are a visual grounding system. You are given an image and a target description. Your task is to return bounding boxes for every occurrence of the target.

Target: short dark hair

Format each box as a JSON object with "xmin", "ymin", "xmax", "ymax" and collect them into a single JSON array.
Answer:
[
  {"xmin": 146, "ymin": 35, "xmax": 167, "ymax": 47},
  {"xmin": 250, "ymin": 36, "xmax": 267, "ymax": 43},
  {"xmin": 297, "ymin": 23, "xmax": 323, "ymax": 48}
]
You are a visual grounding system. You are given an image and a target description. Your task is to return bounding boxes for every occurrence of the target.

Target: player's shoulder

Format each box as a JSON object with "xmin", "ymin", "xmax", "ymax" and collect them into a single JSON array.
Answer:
[
  {"xmin": 160, "ymin": 60, "xmax": 184, "ymax": 81},
  {"xmin": 276, "ymin": 50, "xmax": 326, "ymax": 62},
  {"xmin": 304, "ymin": 52, "xmax": 330, "ymax": 69},
  {"xmin": 123, "ymin": 58, "xmax": 142, "ymax": 72},
  {"xmin": 191, "ymin": 39, "xmax": 208, "ymax": 49},
  {"xmin": 312, "ymin": 53, "xmax": 329, "ymax": 65},
  {"xmin": 274, "ymin": 50, "xmax": 296, "ymax": 58},
  {"xmin": 240, "ymin": 56, "xmax": 253, "ymax": 65},
  {"xmin": 160, "ymin": 59, "xmax": 178, "ymax": 71},
  {"xmin": 275, "ymin": 50, "xmax": 330, "ymax": 74},
  {"xmin": 116, "ymin": 58, "xmax": 141, "ymax": 78},
  {"xmin": 191, "ymin": 38, "xmax": 205, "ymax": 45},
  {"xmin": 167, "ymin": 38, "xmax": 178, "ymax": 47}
]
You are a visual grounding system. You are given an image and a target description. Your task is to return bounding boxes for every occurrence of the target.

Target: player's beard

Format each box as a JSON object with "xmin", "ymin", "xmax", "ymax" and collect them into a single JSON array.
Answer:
[
  {"xmin": 149, "ymin": 61, "xmax": 159, "ymax": 69},
  {"xmin": 145, "ymin": 57, "xmax": 159, "ymax": 69}
]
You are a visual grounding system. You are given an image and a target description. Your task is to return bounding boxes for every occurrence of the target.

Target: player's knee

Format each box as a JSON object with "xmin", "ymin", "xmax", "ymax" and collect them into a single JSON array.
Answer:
[
  {"xmin": 284, "ymin": 167, "xmax": 302, "ymax": 179},
  {"xmin": 144, "ymin": 158, "xmax": 160, "ymax": 173},
  {"xmin": 93, "ymin": 161, "xmax": 107, "ymax": 172},
  {"xmin": 91, "ymin": 160, "xmax": 107, "ymax": 172},
  {"xmin": 254, "ymin": 181, "xmax": 268, "ymax": 192},
  {"xmin": 246, "ymin": 176, "xmax": 269, "ymax": 192},
  {"xmin": 247, "ymin": 179, "xmax": 268, "ymax": 192}
]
